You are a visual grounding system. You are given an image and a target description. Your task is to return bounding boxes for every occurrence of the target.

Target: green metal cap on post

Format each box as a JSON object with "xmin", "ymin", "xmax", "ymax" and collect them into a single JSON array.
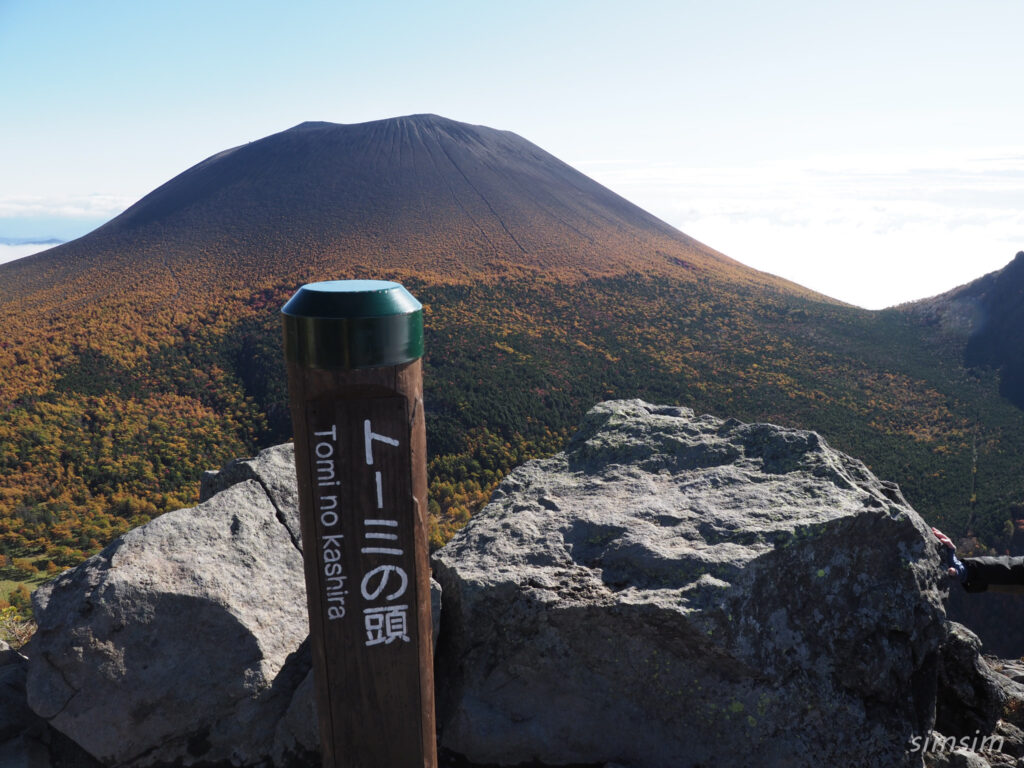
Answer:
[{"xmin": 282, "ymin": 280, "xmax": 424, "ymax": 370}]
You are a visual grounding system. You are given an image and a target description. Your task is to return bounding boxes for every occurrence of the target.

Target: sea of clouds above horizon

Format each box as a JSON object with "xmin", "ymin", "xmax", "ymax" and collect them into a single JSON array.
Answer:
[
  {"xmin": 0, "ymin": 192, "xmax": 129, "ymax": 267},
  {"xmin": 0, "ymin": 242, "xmax": 58, "ymax": 266},
  {"xmin": 583, "ymin": 148, "xmax": 1024, "ymax": 310}
]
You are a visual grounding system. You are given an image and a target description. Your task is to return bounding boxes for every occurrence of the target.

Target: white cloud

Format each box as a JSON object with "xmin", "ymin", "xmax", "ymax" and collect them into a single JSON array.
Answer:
[
  {"xmin": 0, "ymin": 193, "xmax": 132, "ymax": 219},
  {"xmin": 582, "ymin": 148, "xmax": 1024, "ymax": 309},
  {"xmin": 0, "ymin": 243, "xmax": 55, "ymax": 266}
]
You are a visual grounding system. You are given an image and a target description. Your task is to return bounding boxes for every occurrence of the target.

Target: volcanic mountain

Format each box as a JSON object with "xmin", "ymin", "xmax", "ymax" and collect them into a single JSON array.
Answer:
[
  {"xmin": 1, "ymin": 115, "xmax": 1022, "ymax": 638},
  {"xmin": 0, "ymin": 114, "xmax": 815, "ymax": 319}
]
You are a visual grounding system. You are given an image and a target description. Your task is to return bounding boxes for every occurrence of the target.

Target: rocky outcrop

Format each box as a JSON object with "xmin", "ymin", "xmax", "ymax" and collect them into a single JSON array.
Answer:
[
  {"xmin": 16, "ymin": 400, "xmax": 1024, "ymax": 767},
  {"xmin": 433, "ymin": 399, "xmax": 948, "ymax": 767},
  {"xmin": 26, "ymin": 475, "xmax": 310, "ymax": 766},
  {"xmin": 937, "ymin": 623, "xmax": 1006, "ymax": 738},
  {"xmin": 23, "ymin": 442, "xmax": 441, "ymax": 768},
  {"xmin": 0, "ymin": 645, "xmax": 101, "ymax": 767}
]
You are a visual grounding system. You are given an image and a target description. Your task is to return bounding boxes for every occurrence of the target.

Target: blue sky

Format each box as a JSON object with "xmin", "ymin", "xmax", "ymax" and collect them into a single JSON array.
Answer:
[{"xmin": 2, "ymin": 0, "xmax": 1023, "ymax": 308}]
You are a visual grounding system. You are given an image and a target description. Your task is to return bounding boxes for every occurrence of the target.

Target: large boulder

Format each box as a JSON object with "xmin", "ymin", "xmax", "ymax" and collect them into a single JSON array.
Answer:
[
  {"xmin": 26, "ymin": 449, "xmax": 310, "ymax": 767},
  {"xmin": 25, "ymin": 441, "xmax": 443, "ymax": 767},
  {"xmin": 433, "ymin": 399, "xmax": 948, "ymax": 768}
]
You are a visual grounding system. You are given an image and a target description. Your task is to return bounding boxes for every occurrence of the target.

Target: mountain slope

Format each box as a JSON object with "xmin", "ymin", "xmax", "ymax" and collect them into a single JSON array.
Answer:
[
  {"xmin": 910, "ymin": 251, "xmax": 1024, "ymax": 408},
  {"xmin": 0, "ymin": 115, "xmax": 1021, "ymax": 603},
  {"xmin": 0, "ymin": 115, "xmax": 815, "ymax": 319}
]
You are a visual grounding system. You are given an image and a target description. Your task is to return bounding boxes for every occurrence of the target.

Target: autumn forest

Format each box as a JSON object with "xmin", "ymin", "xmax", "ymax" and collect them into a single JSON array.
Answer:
[{"xmin": 1, "ymin": 116, "xmax": 1021, "ymax": 636}]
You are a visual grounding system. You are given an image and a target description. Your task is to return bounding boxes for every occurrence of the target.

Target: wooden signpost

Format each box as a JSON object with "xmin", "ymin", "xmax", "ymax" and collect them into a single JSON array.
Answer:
[{"xmin": 282, "ymin": 280, "xmax": 436, "ymax": 767}]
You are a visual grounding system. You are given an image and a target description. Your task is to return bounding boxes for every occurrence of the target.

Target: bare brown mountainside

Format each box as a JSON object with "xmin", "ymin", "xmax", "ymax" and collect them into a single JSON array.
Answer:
[{"xmin": 1, "ymin": 115, "xmax": 1023, "ymax": 655}]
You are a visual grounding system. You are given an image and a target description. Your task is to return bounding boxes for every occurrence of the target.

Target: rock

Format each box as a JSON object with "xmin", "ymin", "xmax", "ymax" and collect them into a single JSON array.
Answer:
[
  {"xmin": 991, "ymin": 720, "xmax": 1024, "ymax": 760},
  {"xmin": 272, "ymin": 652, "xmax": 319, "ymax": 767},
  {"xmin": 0, "ymin": 736, "xmax": 51, "ymax": 768},
  {"xmin": 984, "ymin": 660, "xmax": 1024, "ymax": 741},
  {"xmin": 28, "ymin": 440, "xmax": 444, "ymax": 767},
  {"xmin": 200, "ymin": 442, "xmax": 302, "ymax": 548},
  {"xmin": 924, "ymin": 748, "xmax": 992, "ymax": 768},
  {"xmin": 0, "ymin": 649, "xmax": 32, "ymax": 742},
  {"xmin": 26, "ymin": 477, "xmax": 309, "ymax": 766},
  {"xmin": 917, "ymin": 726, "xmax": 1024, "ymax": 767},
  {"xmin": 936, "ymin": 623, "xmax": 1006, "ymax": 738},
  {"xmin": 0, "ymin": 647, "xmax": 101, "ymax": 768},
  {"xmin": 992, "ymin": 658, "xmax": 1024, "ymax": 685},
  {"xmin": 997, "ymin": 719, "xmax": 1024, "ymax": 753},
  {"xmin": 0, "ymin": 649, "xmax": 40, "ymax": 761},
  {"xmin": 433, "ymin": 399, "xmax": 947, "ymax": 768}
]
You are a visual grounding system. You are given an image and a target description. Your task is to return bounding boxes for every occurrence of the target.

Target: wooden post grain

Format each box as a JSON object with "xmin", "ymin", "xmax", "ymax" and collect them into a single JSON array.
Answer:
[{"xmin": 282, "ymin": 281, "xmax": 436, "ymax": 768}]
